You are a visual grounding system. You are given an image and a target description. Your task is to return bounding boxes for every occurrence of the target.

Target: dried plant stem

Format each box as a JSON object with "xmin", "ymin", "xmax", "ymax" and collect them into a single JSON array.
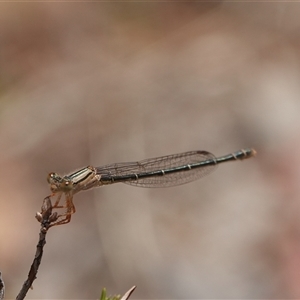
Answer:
[
  {"xmin": 16, "ymin": 197, "xmax": 57, "ymax": 300},
  {"xmin": 15, "ymin": 197, "xmax": 135, "ymax": 300}
]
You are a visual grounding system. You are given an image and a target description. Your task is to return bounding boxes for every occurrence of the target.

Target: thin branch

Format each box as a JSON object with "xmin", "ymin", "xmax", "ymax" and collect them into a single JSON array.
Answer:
[
  {"xmin": 16, "ymin": 197, "xmax": 58, "ymax": 300},
  {"xmin": 15, "ymin": 197, "xmax": 135, "ymax": 300}
]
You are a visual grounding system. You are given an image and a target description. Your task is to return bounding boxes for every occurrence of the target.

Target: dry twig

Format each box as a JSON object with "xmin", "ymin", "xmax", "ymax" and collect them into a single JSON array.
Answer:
[
  {"xmin": 16, "ymin": 197, "xmax": 58, "ymax": 300},
  {"xmin": 15, "ymin": 196, "xmax": 135, "ymax": 300}
]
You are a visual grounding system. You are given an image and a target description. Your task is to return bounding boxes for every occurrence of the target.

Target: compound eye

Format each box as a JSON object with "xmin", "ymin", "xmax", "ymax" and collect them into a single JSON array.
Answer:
[
  {"xmin": 61, "ymin": 180, "xmax": 73, "ymax": 191},
  {"xmin": 63, "ymin": 180, "xmax": 70, "ymax": 187},
  {"xmin": 47, "ymin": 172, "xmax": 56, "ymax": 184}
]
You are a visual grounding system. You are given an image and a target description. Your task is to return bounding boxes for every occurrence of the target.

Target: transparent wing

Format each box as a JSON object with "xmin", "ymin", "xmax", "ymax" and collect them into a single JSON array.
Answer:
[{"xmin": 95, "ymin": 151, "xmax": 217, "ymax": 188}]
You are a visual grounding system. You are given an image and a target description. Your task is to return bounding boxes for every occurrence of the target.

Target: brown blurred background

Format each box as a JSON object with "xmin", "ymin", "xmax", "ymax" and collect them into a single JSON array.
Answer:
[{"xmin": 1, "ymin": 2, "xmax": 300, "ymax": 299}]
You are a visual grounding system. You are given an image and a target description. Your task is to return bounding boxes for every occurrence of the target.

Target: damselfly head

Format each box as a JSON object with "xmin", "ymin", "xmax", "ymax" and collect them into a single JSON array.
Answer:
[{"xmin": 47, "ymin": 172, "xmax": 73, "ymax": 192}]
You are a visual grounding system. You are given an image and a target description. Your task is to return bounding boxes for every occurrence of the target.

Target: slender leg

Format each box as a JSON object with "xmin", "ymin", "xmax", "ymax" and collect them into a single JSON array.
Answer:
[
  {"xmin": 48, "ymin": 193, "xmax": 76, "ymax": 227},
  {"xmin": 51, "ymin": 193, "xmax": 64, "ymax": 208}
]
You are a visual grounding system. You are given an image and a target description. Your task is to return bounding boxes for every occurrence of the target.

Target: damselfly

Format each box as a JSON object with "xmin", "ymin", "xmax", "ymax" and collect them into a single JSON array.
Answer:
[{"xmin": 43, "ymin": 148, "xmax": 256, "ymax": 226}]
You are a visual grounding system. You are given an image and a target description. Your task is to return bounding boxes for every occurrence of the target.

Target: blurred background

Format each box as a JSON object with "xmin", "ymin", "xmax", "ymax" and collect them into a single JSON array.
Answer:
[{"xmin": 1, "ymin": 2, "xmax": 300, "ymax": 299}]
